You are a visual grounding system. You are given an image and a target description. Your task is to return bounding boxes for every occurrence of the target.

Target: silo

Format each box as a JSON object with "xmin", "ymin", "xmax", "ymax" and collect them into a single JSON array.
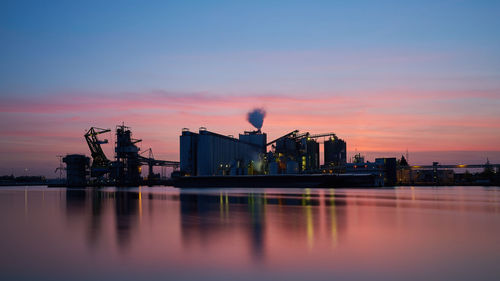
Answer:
[
  {"xmin": 180, "ymin": 129, "xmax": 199, "ymax": 176},
  {"xmin": 324, "ymin": 138, "xmax": 346, "ymax": 166},
  {"xmin": 63, "ymin": 154, "xmax": 90, "ymax": 187},
  {"xmin": 303, "ymin": 138, "xmax": 320, "ymax": 171}
]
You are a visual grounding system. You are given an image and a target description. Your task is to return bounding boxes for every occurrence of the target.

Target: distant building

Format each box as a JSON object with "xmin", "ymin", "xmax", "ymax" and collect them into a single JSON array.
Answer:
[
  {"xmin": 398, "ymin": 168, "xmax": 455, "ymax": 185},
  {"xmin": 344, "ymin": 157, "xmax": 396, "ymax": 186},
  {"xmin": 377, "ymin": 158, "xmax": 397, "ymax": 186}
]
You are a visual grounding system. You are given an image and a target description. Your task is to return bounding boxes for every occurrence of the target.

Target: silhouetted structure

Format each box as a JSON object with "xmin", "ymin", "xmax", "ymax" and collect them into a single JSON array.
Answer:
[
  {"xmin": 58, "ymin": 124, "xmax": 179, "ymax": 187},
  {"xmin": 113, "ymin": 124, "xmax": 142, "ymax": 186},
  {"xmin": 324, "ymin": 137, "xmax": 347, "ymax": 167},
  {"xmin": 63, "ymin": 154, "xmax": 90, "ymax": 187},
  {"xmin": 180, "ymin": 128, "xmax": 266, "ymax": 176},
  {"xmin": 85, "ymin": 127, "xmax": 111, "ymax": 178}
]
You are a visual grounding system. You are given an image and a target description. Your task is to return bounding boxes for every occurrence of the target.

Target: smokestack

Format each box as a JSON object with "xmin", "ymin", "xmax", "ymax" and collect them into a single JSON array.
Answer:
[{"xmin": 247, "ymin": 108, "xmax": 266, "ymax": 131}]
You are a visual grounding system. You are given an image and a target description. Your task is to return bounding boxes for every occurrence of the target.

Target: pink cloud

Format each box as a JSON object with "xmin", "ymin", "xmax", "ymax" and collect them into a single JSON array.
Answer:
[{"xmin": 1, "ymin": 90, "xmax": 499, "ymax": 176}]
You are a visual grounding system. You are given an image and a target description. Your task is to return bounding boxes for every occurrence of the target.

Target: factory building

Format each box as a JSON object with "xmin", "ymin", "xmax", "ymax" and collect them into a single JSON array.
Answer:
[
  {"xmin": 63, "ymin": 154, "xmax": 90, "ymax": 187},
  {"xmin": 268, "ymin": 131, "xmax": 337, "ymax": 174},
  {"xmin": 180, "ymin": 128, "xmax": 267, "ymax": 176},
  {"xmin": 324, "ymin": 137, "xmax": 346, "ymax": 166},
  {"xmin": 181, "ymin": 127, "xmax": 345, "ymax": 176}
]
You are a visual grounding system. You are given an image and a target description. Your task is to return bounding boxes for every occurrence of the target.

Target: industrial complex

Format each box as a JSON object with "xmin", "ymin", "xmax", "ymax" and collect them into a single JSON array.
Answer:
[
  {"xmin": 61, "ymin": 124, "xmax": 179, "ymax": 187},
  {"xmin": 173, "ymin": 108, "xmax": 393, "ymax": 187},
  {"xmin": 174, "ymin": 127, "xmax": 375, "ymax": 188},
  {"xmin": 57, "ymin": 108, "xmax": 393, "ymax": 187},
  {"xmin": 53, "ymin": 109, "xmax": 499, "ymax": 188},
  {"xmin": 180, "ymin": 128, "xmax": 348, "ymax": 176}
]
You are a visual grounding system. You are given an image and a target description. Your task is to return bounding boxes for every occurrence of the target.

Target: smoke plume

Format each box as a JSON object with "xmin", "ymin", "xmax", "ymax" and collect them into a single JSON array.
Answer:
[{"xmin": 247, "ymin": 108, "xmax": 266, "ymax": 130}]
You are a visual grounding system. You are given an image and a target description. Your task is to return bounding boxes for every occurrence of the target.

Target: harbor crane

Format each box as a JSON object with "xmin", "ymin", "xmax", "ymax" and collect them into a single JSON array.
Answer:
[
  {"xmin": 81, "ymin": 124, "xmax": 180, "ymax": 185},
  {"xmin": 84, "ymin": 127, "xmax": 111, "ymax": 177},
  {"xmin": 139, "ymin": 148, "xmax": 180, "ymax": 180}
]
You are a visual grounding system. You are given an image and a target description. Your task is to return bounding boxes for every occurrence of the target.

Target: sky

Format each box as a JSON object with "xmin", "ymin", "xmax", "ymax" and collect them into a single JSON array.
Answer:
[{"xmin": 1, "ymin": 0, "xmax": 500, "ymax": 176}]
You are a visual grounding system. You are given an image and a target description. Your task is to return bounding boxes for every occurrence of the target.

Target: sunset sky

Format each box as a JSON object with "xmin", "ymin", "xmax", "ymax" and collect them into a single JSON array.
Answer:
[{"xmin": 1, "ymin": 0, "xmax": 499, "ymax": 176}]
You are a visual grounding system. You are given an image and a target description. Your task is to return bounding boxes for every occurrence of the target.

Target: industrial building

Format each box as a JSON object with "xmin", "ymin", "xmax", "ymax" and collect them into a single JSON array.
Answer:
[
  {"xmin": 180, "ymin": 128, "xmax": 267, "ymax": 176},
  {"xmin": 324, "ymin": 137, "xmax": 347, "ymax": 166},
  {"xmin": 181, "ymin": 129, "xmax": 344, "ymax": 176},
  {"xmin": 267, "ymin": 131, "xmax": 321, "ymax": 174},
  {"xmin": 176, "ymin": 128, "xmax": 393, "ymax": 187}
]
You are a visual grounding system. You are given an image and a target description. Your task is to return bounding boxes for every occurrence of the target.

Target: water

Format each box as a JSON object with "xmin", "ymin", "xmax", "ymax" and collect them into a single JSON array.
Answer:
[{"xmin": 1, "ymin": 186, "xmax": 499, "ymax": 281}]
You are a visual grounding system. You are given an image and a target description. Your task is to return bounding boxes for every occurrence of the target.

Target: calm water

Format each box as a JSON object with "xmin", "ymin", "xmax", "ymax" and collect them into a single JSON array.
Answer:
[{"xmin": 1, "ymin": 186, "xmax": 500, "ymax": 281}]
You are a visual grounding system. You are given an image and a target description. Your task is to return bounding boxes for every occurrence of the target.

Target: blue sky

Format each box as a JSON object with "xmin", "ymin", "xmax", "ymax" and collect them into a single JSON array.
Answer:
[{"xmin": 2, "ymin": 0, "xmax": 499, "ymax": 94}]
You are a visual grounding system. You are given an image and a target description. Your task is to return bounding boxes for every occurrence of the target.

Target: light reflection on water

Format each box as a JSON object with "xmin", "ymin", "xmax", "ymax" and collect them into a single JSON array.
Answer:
[{"xmin": 1, "ymin": 186, "xmax": 500, "ymax": 281}]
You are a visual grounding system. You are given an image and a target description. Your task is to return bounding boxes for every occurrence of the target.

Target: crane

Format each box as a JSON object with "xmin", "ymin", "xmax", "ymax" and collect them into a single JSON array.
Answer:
[
  {"xmin": 84, "ymin": 127, "xmax": 111, "ymax": 177},
  {"xmin": 139, "ymin": 148, "xmax": 179, "ymax": 180},
  {"xmin": 266, "ymin": 130, "xmax": 299, "ymax": 146},
  {"xmin": 307, "ymin": 132, "xmax": 337, "ymax": 139},
  {"xmin": 267, "ymin": 131, "xmax": 337, "ymax": 146}
]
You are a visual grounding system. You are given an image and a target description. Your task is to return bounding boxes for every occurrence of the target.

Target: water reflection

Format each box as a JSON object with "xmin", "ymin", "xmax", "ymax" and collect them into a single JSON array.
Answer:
[
  {"xmin": 65, "ymin": 189, "xmax": 140, "ymax": 250},
  {"xmin": 61, "ymin": 187, "xmax": 500, "ymax": 256},
  {"xmin": 63, "ymin": 188, "xmax": 352, "ymax": 257},
  {"xmin": 4, "ymin": 186, "xmax": 499, "ymax": 281},
  {"xmin": 180, "ymin": 192, "xmax": 269, "ymax": 260}
]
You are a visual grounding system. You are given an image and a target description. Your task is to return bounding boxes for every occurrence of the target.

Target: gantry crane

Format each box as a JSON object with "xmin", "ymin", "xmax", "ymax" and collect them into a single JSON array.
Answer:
[
  {"xmin": 139, "ymin": 148, "xmax": 180, "ymax": 180},
  {"xmin": 84, "ymin": 127, "xmax": 111, "ymax": 177}
]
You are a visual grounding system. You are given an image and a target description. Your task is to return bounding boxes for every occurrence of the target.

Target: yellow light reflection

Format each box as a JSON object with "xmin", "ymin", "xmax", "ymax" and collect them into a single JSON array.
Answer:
[
  {"xmin": 138, "ymin": 186, "xmax": 142, "ymax": 222},
  {"xmin": 329, "ymin": 189, "xmax": 337, "ymax": 248},
  {"xmin": 306, "ymin": 204, "xmax": 314, "ymax": 250},
  {"xmin": 220, "ymin": 191, "xmax": 224, "ymax": 220},
  {"xmin": 225, "ymin": 192, "xmax": 229, "ymax": 217},
  {"xmin": 303, "ymin": 188, "xmax": 314, "ymax": 250}
]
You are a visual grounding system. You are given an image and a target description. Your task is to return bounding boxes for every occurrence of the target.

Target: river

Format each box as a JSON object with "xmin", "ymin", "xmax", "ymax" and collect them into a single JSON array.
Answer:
[{"xmin": 1, "ymin": 186, "xmax": 499, "ymax": 280}]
